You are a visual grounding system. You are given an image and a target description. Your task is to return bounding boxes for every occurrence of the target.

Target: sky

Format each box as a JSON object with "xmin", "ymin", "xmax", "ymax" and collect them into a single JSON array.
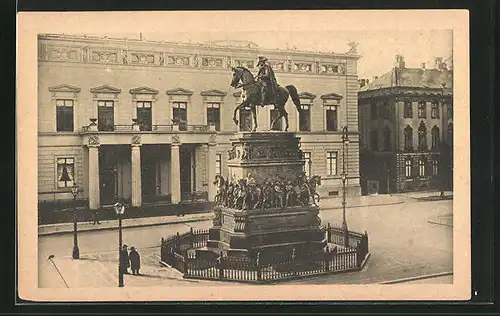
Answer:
[{"xmin": 84, "ymin": 30, "xmax": 453, "ymax": 79}]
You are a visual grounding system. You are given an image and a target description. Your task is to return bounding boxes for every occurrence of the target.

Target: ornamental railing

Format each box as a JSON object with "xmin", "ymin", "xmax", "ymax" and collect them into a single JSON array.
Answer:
[
  {"xmin": 160, "ymin": 224, "xmax": 369, "ymax": 283},
  {"xmin": 80, "ymin": 124, "xmax": 214, "ymax": 133}
]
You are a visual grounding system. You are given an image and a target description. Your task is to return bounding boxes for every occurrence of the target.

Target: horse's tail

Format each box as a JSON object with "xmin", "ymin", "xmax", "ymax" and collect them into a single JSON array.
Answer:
[{"xmin": 285, "ymin": 85, "xmax": 302, "ymax": 115}]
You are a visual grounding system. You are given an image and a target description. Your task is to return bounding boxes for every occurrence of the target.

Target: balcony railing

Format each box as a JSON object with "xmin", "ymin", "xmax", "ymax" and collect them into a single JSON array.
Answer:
[{"xmin": 81, "ymin": 124, "xmax": 214, "ymax": 133}]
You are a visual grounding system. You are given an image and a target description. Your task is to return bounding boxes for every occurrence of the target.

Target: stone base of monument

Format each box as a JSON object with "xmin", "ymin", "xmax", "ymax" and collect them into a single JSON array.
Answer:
[{"xmin": 205, "ymin": 205, "xmax": 327, "ymax": 260}]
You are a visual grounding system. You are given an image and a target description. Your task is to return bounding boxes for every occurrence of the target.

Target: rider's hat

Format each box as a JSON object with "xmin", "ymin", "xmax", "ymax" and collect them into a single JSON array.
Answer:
[{"xmin": 257, "ymin": 56, "xmax": 268, "ymax": 64}]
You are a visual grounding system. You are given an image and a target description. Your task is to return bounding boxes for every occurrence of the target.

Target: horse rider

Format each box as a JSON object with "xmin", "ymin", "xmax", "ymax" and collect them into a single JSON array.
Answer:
[{"xmin": 256, "ymin": 56, "xmax": 278, "ymax": 107}]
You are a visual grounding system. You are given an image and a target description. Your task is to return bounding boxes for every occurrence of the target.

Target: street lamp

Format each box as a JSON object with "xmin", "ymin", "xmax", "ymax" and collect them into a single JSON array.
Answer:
[
  {"xmin": 341, "ymin": 126, "xmax": 350, "ymax": 247},
  {"xmin": 71, "ymin": 183, "xmax": 80, "ymax": 259},
  {"xmin": 114, "ymin": 202, "xmax": 125, "ymax": 287}
]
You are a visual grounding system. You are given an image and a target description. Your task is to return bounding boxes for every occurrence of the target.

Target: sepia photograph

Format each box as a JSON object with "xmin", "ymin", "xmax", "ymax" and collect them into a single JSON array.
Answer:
[{"xmin": 17, "ymin": 10, "xmax": 470, "ymax": 301}]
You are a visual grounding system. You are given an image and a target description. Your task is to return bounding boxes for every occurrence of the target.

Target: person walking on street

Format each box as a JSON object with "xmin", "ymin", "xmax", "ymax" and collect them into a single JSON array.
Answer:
[
  {"xmin": 120, "ymin": 245, "xmax": 130, "ymax": 275},
  {"xmin": 92, "ymin": 209, "xmax": 100, "ymax": 225},
  {"xmin": 129, "ymin": 246, "xmax": 141, "ymax": 275}
]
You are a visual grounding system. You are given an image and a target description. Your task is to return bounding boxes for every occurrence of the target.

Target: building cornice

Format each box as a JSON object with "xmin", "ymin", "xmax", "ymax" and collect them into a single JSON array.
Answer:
[{"xmin": 358, "ymin": 86, "xmax": 453, "ymax": 99}]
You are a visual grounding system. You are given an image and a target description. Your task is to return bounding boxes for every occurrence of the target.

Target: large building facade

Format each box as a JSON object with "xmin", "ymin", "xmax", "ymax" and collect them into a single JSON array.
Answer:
[
  {"xmin": 38, "ymin": 34, "xmax": 362, "ymax": 210},
  {"xmin": 358, "ymin": 55, "xmax": 453, "ymax": 194}
]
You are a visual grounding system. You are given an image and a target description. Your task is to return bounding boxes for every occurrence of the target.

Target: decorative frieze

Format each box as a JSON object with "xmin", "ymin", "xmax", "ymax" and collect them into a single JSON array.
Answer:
[
  {"xmin": 294, "ymin": 62, "xmax": 313, "ymax": 73},
  {"xmin": 270, "ymin": 60, "xmax": 286, "ymax": 72},
  {"xmin": 132, "ymin": 135, "xmax": 141, "ymax": 145},
  {"xmin": 91, "ymin": 50, "xmax": 118, "ymax": 63},
  {"xmin": 166, "ymin": 55, "xmax": 190, "ymax": 66},
  {"xmin": 48, "ymin": 46, "xmax": 79, "ymax": 61},
  {"xmin": 88, "ymin": 135, "xmax": 100, "ymax": 146},
  {"xmin": 234, "ymin": 59, "xmax": 255, "ymax": 69},
  {"xmin": 201, "ymin": 56, "xmax": 224, "ymax": 68},
  {"xmin": 130, "ymin": 52, "xmax": 155, "ymax": 64},
  {"xmin": 319, "ymin": 62, "xmax": 347, "ymax": 75}
]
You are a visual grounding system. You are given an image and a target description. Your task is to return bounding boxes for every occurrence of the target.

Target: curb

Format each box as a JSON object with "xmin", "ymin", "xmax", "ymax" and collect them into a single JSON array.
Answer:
[
  {"xmin": 381, "ymin": 271, "xmax": 453, "ymax": 284},
  {"xmin": 427, "ymin": 220, "xmax": 453, "ymax": 227},
  {"xmin": 38, "ymin": 214, "xmax": 214, "ymax": 236},
  {"xmin": 322, "ymin": 200, "xmax": 405, "ymax": 211}
]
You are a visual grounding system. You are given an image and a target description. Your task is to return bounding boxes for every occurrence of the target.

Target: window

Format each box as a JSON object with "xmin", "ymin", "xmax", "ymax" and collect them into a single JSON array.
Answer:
[
  {"xmin": 97, "ymin": 100, "xmax": 114, "ymax": 131},
  {"xmin": 431, "ymin": 126, "xmax": 440, "ymax": 149},
  {"xmin": 207, "ymin": 102, "xmax": 221, "ymax": 131},
  {"xmin": 404, "ymin": 158, "xmax": 412, "ymax": 177},
  {"xmin": 303, "ymin": 152, "xmax": 312, "ymax": 178},
  {"xmin": 299, "ymin": 104, "xmax": 311, "ymax": 131},
  {"xmin": 431, "ymin": 101, "xmax": 439, "ymax": 119},
  {"xmin": 418, "ymin": 122, "xmax": 427, "ymax": 151},
  {"xmin": 326, "ymin": 151, "xmax": 338, "ymax": 176},
  {"xmin": 239, "ymin": 107, "xmax": 252, "ymax": 131},
  {"xmin": 370, "ymin": 129, "xmax": 378, "ymax": 151},
  {"xmin": 404, "ymin": 125, "xmax": 413, "ymax": 151},
  {"xmin": 325, "ymin": 105, "xmax": 338, "ymax": 131},
  {"xmin": 215, "ymin": 154, "xmax": 222, "ymax": 176},
  {"xmin": 56, "ymin": 99, "xmax": 74, "ymax": 132},
  {"xmin": 418, "ymin": 101, "xmax": 427, "ymax": 118},
  {"xmin": 432, "ymin": 159, "xmax": 439, "ymax": 175},
  {"xmin": 382, "ymin": 126, "xmax": 391, "ymax": 151},
  {"xmin": 370, "ymin": 102, "xmax": 377, "ymax": 120},
  {"xmin": 172, "ymin": 102, "xmax": 187, "ymax": 131},
  {"xmin": 136, "ymin": 101, "xmax": 152, "ymax": 131},
  {"xmin": 447, "ymin": 104, "xmax": 453, "ymax": 119},
  {"xmin": 270, "ymin": 109, "xmax": 282, "ymax": 131},
  {"xmin": 404, "ymin": 101, "xmax": 413, "ymax": 118},
  {"xmin": 418, "ymin": 157, "xmax": 426, "ymax": 177},
  {"xmin": 380, "ymin": 101, "xmax": 390, "ymax": 119},
  {"xmin": 57, "ymin": 157, "xmax": 75, "ymax": 188}
]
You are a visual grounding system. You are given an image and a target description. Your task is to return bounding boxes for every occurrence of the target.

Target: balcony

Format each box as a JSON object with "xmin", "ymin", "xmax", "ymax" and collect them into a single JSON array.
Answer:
[{"xmin": 81, "ymin": 124, "xmax": 214, "ymax": 133}]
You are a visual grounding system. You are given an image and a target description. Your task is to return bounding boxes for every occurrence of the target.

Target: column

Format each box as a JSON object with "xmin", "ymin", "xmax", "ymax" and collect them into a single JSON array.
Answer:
[
  {"xmin": 131, "ymin": 144, "xmax": 142, "ymax": 207},
  {"xmin": 170, "ymin": 144, "xmax": 181, "ymax": 204},
  {"xmin": 207, "ymin": 144, "xmax": 217, "ymax": 201},
  {"xmin": 88, "ymin": 146, "xmax": 100, "ymax": 210}
]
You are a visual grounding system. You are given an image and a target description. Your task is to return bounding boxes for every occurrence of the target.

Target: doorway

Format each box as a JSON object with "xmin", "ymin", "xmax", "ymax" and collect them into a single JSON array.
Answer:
[{"xmin": 179, "ymin": 146, "xmax": 195, "ymax": 200}]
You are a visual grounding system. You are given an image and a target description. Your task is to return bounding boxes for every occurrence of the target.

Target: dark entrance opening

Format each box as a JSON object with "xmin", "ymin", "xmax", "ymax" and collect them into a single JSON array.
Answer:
[
  {"xmin": 179, "ymin": 145, "xmax": 195, "ymax": 201},
  {"xmin": 99, "ymin": 146, "xmax": 121, "ymax": 205}
]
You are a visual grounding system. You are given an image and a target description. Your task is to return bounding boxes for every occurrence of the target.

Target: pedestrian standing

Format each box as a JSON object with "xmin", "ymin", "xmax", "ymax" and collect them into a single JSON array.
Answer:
[
  {"xmin": 92, "ymin": 208, "xmax": 100, "ymax": 225},
  {"xmin": 129, "ymin": 246, "xmax": 141, "ymax": 275},
  {"xmin": 120, "ymin": 245, "xmax": 130, "ymax": 275}
]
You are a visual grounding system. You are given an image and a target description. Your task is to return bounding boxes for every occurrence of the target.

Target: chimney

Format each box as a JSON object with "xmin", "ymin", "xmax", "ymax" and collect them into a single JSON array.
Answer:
[
  {"xmin": 421, "ymin": 62, "xmax": 426, "ymax": 69},
  {"xmin": 396, "ymin": 54, "xmax": 405, "ymax": 69},
  {"xmin": 359, "ymin": 79, "xmax": 366, "ymax": 88},
  {"xmin": 435, "ymin": 57, "xmax": 443, "ymax": 69}
]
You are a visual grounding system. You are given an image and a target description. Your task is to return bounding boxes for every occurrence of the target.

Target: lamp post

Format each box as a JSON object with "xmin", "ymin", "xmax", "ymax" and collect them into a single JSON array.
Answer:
[
  {"xmin": 114, "ymin": 202, "xmax": 125, "ymax": 287},
  {"xmin": 341, "ymin": 126, "xmax": 350, "ymax": 247},
  {"xmin": 71, "ymin": 183, "xmax": 80, "ymax": 259},
  {"xmin": 440, "ymin": 82, "xmax": 447, "ymax": 198}
]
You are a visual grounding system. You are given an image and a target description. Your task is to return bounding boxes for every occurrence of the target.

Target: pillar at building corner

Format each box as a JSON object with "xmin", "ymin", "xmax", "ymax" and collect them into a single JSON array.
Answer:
[
  {"xmin": 207, "ymin": 143, "xmax": 217, "ymax": 201},
  {"xmin": 131, "ymin": 144, "xmax": 142, "ymax": 207},
  {"xmin": 170, "ymin": 144, "xmax": 181, "ymax": 204},
  {"xmin": 88, "ymin": 146, "xmax": 100, "ymax": 210}
]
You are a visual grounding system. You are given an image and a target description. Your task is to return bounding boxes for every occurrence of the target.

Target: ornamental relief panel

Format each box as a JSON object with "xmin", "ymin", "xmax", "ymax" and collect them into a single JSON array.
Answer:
[
  {"xmin": 293, "ymin": 62, "xmax": 313, "ymax": 73},
  {"xmin": 270, "ymin": 61, "xmax": 286, "ymax": 72},
  {"xmin": 91, "ymin": 50, "xmax": 118, "ymax": 63},
  {"xmin": 130, "ymin": 52, "xmax": 155, "ymax": 64},
  {"xmin": 234, "ymin": 59, "xmax": 255, "ymax": 69},
  {"xmin": 201, "ymin": 57, "xmax": 223, "ymax": 68},
  {"xmin": 166, "ymin": 55, "xmax": 190, "ymax": 66},
  {"xmin": 48, "ymin": 46, "xmax": 79, "ymax": 61}
]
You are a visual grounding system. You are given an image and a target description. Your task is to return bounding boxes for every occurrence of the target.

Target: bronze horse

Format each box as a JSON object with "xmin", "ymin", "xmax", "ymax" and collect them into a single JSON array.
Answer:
[{"xmin": 230, "ymin": 66, "xmax": 303, "ymax": 131}]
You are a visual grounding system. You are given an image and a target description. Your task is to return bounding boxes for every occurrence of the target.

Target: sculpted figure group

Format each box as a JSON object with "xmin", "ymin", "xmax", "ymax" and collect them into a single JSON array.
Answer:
[{"xmin": 213, "ymin": 172, "xmax": 321, "ymax": 211}]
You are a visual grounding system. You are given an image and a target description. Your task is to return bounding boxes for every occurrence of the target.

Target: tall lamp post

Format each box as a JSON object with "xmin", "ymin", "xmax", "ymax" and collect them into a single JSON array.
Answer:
[
  {"xmin": 71, "ymin": 183, "xmax": 80, "ymax": 259},
  {"xmin": 341, "ymin": 126, "xmax": 350, "ymax": 247},
  {"xmin": 114, "ymin": 202, "xmax": 125, "ymax": 287}
]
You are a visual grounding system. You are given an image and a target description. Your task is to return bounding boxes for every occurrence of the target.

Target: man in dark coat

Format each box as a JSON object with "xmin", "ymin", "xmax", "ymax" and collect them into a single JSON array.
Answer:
[
  {"xmin": 256, "ymin": 56, "xmax": 278, "ymax": 107},
  {"xmin": 129, "ymin": 246, "xmax": 141, "ymax": 275},
  {"xmin": 119, "ymin": 245, "xmax": 130, "ymax": 275}
]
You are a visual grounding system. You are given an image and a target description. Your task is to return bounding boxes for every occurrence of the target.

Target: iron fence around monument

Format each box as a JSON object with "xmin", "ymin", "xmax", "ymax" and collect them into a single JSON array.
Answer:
[{"xmin": 160, "ymin": 223, "xmax": 370, "ymax": 284}]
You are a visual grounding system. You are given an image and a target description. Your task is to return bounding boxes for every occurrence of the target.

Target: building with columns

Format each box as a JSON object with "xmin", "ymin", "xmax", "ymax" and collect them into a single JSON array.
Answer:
[
  {"xmin": 38, "ymin": 34, "xmax": 362, "ymax": 210},
  {"xmin": 358, "ymin": 55, "xmax": 453, "ymax": 194}
]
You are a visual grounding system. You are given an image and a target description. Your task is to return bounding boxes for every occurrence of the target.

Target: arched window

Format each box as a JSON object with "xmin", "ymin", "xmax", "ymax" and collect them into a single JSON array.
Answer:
[
  {"xmin": 404, "ymin": 125, "xmax": 413, "ymax": 151},
  {"xmin": 383, "ymin": 126, "xmax": 391, "ymax": 151},
  {"xmin": 418, "ymin": 156, "xmax": 427, "ymax": 177},
  {"xmin": 370, "ymin": 129, "xmax": 378, "ymax": 151},
  {"xmin": 418, "ymin": 121, "xmax": 427, "ymax": 151},
  {"xmin": 404, "ymin": 157, "xmax": 412, "ymax": 178},
  {"xmin": 431, "ymin": 126, "xmax": 440, "ymax": 149}
]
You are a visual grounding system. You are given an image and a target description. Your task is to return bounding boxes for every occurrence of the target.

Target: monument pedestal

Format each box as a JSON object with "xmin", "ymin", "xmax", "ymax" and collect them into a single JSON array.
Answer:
[{"xmin": 206, "ymin": 132, "xmax": 327, "ymax": 260}]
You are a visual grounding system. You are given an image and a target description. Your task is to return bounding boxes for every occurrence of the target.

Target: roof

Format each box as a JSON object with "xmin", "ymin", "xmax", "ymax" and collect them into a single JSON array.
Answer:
[{"xmin": 360, "ymin": 67, "xmax": 453, "ymax": 92}]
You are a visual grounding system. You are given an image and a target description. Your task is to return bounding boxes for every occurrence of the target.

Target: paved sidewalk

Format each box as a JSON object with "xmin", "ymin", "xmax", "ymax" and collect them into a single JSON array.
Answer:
[
  {"xmin": 428, "ymin": 214, "xmax": 453, "ymax": 227},
  {"xmin": 38, "ymin": 194, "xmax": 408, "ymax": 236},
  {"xmin": 394, "ymin": 190, "xmax": 453, "ymax": 200}
]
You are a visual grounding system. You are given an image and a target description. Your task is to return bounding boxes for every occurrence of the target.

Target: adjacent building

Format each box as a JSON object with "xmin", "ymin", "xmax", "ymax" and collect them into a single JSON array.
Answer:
[
  {"xmin": 38, "ymin": 34, "xmax": 362, "ymax": 210},
  {"xmin": 358, "ymin": 55, "xmax": 453, "ymax": 194}
]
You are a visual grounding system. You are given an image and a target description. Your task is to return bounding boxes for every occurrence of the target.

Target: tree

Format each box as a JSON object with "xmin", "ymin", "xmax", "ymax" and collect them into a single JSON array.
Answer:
[{"xmin": 438, "ymin": 141, "xmax": 452, "ymax": 196}]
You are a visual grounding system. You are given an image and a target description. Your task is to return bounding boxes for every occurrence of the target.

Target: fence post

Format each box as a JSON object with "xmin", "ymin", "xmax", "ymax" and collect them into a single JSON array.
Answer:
[
  {"xmin": 188, "ymin": 227, "xmax": 194, "ymax": 249},
  {"xmin": 291, "ymin": 248, "xmax": 297, "ymax": 276},
  {"xmin": 343, "ymin": 227, "xmax": 349, "ymax": 248},
  {"xmin": 327, "ymin": 223, "xmax": 331, "ymax": 243},
  {"xmin": 256, "ymin": 252, "xmax": 262, "ymax": 282},
  {"xmin": 364, "ymin": 230, "xmax": 369, "ymax": 254},
  {"xmin": 160, "ymin": 237, "xmax": 165, "ymax": 262},
  {"xmin": 183, "ymin": 251, "xmax": 188, "ymax": 273},
  {"xmin": 175, "ymin": 232, "xmax": 180, "ymax": 252},
  {"xmin": 218, "ymin": 251, "xmax": 224, "ymax": 280},
  {"xmin": 331, "ymin": 246, "xmax": 337, "ymax": 271},
  {"xmin": 324, "ymin": 247, "xmax": 330, "ymax": 272}
]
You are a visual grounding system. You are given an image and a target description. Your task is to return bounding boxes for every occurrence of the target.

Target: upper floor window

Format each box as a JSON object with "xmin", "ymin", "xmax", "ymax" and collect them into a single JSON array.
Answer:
[
  {"xmin": 405, "ymin": 158, "xmax": 412, "ymax": 178},
  {"xmin": 370, "ymin": 102, "xmax": 377, "ymax": 120},
  {"xmin": 207, "ymin": 102, "xmax": 221, "ymax": 131},
  {"xmin": 370, "ymin": 129, "xmax": 378, "ymax": 151},
  {"xmin": 418, "ymin": 156, "xmax": 426, "ymax": 177},
  {"xmin": 382, "ymin": 126, "xmax": 391, "ymax": 151},
  {"xmin": 431, "ymin": 101, "xmax": 440, "ymax": 119},
  {"xmin": 418, "ymin": 122, "xmax": 427, "ymax": 151},
  {"xmin": 136, "ymin": 101, "xmax": 152, "ymax": 131},
  {"xmin": 432, "ymin": 159, "xmax": 439, "ymax": 176},
  {"xmin": 326, "ymin": 151, "xmax": 338, "ymax": 176},
  {"xmin": 172, "ymin": 101, "xmax": 188, "ymax": 131},
  {"xmin": 418, "ymin": 101, "xmax": 427, "ymax": 118},
  {"xmin": 56, "ymin": 99, "xmax": 74, "ymax": 132},
  {"xmin": 325, "ymin": 105, "xmax": 338, "ymax": 132},
  {"xmin": 57, "ymin": 157, "xmax": 75, "ymax": 188},
  {"xmin": 97, "ymin": 100, "xmax": 115, "ymax": 131},
  {"xmin": 303, "ymin": 152, "xmax": 312, "ymax": 178},
  {"xmin": 299, "ymin": 104, "xmax": 311, "ymax": 132},
  {"xmin": 431, "ymin": 126, "xmax": 440, "ymax": 150},
  {"xmin": 380, "ymin": 101, "xmax": 390, "ymax": 119},
  {"xmin": 404, "ymin": 101, "xmax": 413, "ymax": 118},
  {"xmin": 404, "ymin": 125, "xmax": 413, "ymax": 151}
]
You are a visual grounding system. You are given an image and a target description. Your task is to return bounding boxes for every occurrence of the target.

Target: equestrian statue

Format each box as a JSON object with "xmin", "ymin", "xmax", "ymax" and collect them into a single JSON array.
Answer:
[{"xmin": 230, "ymin": 56, "xmax": 303, "ymax": 132}]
